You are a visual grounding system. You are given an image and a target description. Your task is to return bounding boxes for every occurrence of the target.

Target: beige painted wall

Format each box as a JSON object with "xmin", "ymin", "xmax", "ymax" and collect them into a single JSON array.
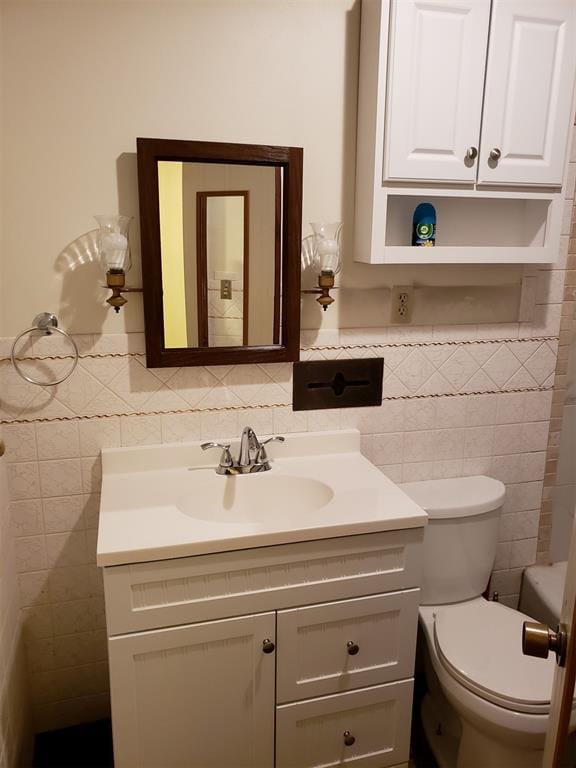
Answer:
[{"xmin": 0, "ymin": 0, "xmax": 523, "ymax": 340}]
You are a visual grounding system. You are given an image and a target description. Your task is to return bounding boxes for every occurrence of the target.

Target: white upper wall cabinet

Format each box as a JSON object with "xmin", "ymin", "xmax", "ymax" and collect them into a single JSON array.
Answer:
[
  {"xmin": 354, "ymin": 0, "xmax": 576, "ymax": 264},
  {"xmin": 385, "ymin": 0, "xmax": 491, "ymax": 183},
  {"xmin": 383, "ymin": 0, "xmax": 576, "ymax": 187},
  {"xmin": 478, "ymin": 0, "xmax": 576, "ymax": 186}
]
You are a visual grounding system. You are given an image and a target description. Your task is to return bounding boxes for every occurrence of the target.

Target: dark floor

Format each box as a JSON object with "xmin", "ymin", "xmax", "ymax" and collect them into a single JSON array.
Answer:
[
  {"xmin": 411, "ymin": 679, "xmax": 439, "ymax": 768},
  {"xmin": 33, "ymin": 720, "xmax": 114, "ymax": 768},
  {"xmin": 32, "ymin": 709, "xmax": 436, "ymax": 768}
]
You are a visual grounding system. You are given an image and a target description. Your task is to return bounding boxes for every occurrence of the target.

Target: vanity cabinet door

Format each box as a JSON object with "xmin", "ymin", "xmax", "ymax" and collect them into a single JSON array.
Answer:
[
  {"xmin": 478, "ymin": 0, "xmax": 576, "ymax": 186},
  {"xmin": 384, "ymin": 0, "xmax": 491, "ymax": 182},
  {"xmin": 108, "ymin": 612, "xmax": 276, "ymax": 768},
  {"xmin": 276, "ymin": 590, "xmax": 419, "ymax": 703}
]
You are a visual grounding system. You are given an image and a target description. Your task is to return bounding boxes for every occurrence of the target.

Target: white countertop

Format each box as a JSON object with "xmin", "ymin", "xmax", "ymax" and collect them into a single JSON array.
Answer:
[{"xmin": 97, "ymin": 430, "xmax": 427, "ymax": 567}]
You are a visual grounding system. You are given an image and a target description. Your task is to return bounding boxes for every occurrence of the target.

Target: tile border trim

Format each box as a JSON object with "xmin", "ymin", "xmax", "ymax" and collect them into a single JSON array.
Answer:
[
  {"xmin": 0, "ymin": 334, "xmax": 560, "ymax": 364},
  {"xmin": 0, "ymin": 384, "xmax": 552, "ymax": 426}
]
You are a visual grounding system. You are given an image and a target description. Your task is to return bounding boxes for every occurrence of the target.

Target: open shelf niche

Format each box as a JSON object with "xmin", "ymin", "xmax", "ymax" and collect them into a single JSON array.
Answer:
[{"xmin": 377, "ymin": 190, "xmax": 558, "ymax": 264}]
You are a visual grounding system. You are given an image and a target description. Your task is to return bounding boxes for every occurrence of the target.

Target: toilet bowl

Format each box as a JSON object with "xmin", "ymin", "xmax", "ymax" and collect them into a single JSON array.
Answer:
[{"xmin": 400, "ymin": 476, "xmax": 576, "ymax": 768}]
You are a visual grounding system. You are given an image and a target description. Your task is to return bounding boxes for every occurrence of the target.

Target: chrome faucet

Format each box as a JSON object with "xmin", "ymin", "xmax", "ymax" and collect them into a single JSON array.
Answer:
[
  {"xmin": 238, "ymin": 426, "xmax": 259, "ymax": 468},
  {"xmin": 201, "ymin": 426, "xmax": 285, "ymax": 475}
]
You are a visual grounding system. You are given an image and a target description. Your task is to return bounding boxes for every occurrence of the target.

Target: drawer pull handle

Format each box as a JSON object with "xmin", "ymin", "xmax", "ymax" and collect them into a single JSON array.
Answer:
[
  {"xmin": 262, "ymin": 639, "xmax": 275, "ymax": 654},
  {"xmin": 343, "ymin": 731, "xmax": 356, "ymax": 747},
  {"xmin": 346, "ymin": 641, "xmax": 359, "ymax": 655}
]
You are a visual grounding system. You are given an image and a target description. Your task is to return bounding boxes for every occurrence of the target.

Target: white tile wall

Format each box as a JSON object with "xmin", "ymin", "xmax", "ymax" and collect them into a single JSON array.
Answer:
[
  {"xmin": 0, "ymin": 428, "xmax": 32, "ymax": 765},
  {"xmin": 0, "ymin": 325, "xmax": 560, "ymax": 732}
]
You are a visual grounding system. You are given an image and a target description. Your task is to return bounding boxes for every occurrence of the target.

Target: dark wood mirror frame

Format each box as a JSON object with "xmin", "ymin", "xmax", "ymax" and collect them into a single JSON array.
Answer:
[{"xmin": 137, "ymin": 138, "xmax": 303, "ymax": 367}]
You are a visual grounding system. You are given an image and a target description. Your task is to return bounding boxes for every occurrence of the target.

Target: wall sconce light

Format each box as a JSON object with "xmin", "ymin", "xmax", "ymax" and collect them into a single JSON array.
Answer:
[
  {"xmin": 95, "ymin": 214, "xmax": 142, "ymax": 312},
  {"xmin": 301, "ymin": 222, "xmax": 342, "ymax": 311}
]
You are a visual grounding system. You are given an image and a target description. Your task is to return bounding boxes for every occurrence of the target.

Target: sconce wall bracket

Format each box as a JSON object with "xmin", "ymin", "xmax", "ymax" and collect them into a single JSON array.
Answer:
[
  {"xmin": 105, "ymin": 270, "xmax": 143, "ymax": 313},
  {"xmin": 302, "ymin": 271, "xmax": 336, "ymax": 311}
]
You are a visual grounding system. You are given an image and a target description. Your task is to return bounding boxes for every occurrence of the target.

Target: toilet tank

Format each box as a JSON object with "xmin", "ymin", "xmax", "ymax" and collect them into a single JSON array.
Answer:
[{"xmin": 399, "ymin": 476, "xmax": 505, "ymax": 605}]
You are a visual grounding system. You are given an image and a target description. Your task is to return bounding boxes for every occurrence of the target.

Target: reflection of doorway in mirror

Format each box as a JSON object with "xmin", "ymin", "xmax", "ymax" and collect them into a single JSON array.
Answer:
[
  {"xmin": 197, "ymin": 191, "xmax": 249, "ymax": 347},
  {"xmin": 206, "ymin": 193, "xmax": 247, "ymax": 347}
]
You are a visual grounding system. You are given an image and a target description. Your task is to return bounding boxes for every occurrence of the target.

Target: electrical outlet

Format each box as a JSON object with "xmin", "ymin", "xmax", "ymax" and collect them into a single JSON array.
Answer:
[
  {"xmin": 220, "ymin": 279, "xmax": 232, "ymax": 300},
  {"xmin": 391, "ymin": 285, "xmax": 414, "ymax": 324}
]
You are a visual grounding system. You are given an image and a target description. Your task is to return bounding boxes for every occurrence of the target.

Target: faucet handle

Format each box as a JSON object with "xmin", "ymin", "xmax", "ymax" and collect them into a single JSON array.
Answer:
[
  {"xmin": 255, "ymin": 435, "xmax": 285, "ymax": 463},
  {"xmin": 201, "ymin": 442, "xmax": 233, "ymax": 468}
]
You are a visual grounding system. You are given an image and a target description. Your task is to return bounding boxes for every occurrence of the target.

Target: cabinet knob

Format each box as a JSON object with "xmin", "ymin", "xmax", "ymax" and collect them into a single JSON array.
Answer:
[
  {"xmin": 465, "ymin": 146, "xmax": 478, "ymax": 160},
  {"xmin": 343, "ymin": 731, "xmax": 356, "ymax": 747},
  {"xmin": 262, "ymin": 639, "xmax": 275, "ymax": 654},
  {"xmin": 346, "ymin": 641, "xmax": 359, "ymax": 655},
  {"xmin": 489, "ymin": 147, "xmax": 501, "ymax": 162}
]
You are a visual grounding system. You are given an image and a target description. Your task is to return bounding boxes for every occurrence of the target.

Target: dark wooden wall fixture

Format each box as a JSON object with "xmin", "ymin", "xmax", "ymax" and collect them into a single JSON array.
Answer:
[
  {"xmin": 137, "ymin": 138, "xmax": 303, "ymax": 368},
  {"xmin": 292, "ymin": 359, "xmax": 384, "ymax": 411}
]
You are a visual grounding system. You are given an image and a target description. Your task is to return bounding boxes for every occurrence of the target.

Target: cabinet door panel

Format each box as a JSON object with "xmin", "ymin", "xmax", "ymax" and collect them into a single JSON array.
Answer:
[
  {"xmin": 276, "ymin": 681, "xmax": 413, "ymax": 768},
  {"xmin": 479, "ymin": 0, "xmax": 576, "ymax": 186},
  {"xmin": 109, "ymin": 613, "xmax": 275, "ymax": 768},
  {"xmin": 385, "ymin": 0, "xmax": 490, "ymax": 182},
  {"xmin": 276, "ymin": 590, "xmax": 419, "ymax": 703}
]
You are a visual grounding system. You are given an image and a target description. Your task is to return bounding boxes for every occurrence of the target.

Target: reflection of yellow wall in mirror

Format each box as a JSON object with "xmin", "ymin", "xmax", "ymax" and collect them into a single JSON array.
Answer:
[{"xmin": 158, "ymin": 161, "xmax": 189, "ymax": 348}]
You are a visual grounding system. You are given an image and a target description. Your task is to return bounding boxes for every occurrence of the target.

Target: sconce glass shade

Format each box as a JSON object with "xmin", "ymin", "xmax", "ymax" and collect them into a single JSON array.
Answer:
[
  {"xmin": 94, "ymin": 214, "xmax": 132, "ymax": 273},
  {"xmin": 310, "ymin": 222, "xmax": 342, "ymax": 275}
]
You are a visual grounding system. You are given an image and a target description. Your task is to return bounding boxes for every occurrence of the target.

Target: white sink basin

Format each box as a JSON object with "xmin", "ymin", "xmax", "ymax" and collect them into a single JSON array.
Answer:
[
  {"xmin": 177, "ymin": 473, "xmax": 334, "ymax": 524},
  {"xmin": 97, "ymin": 430, "xmax": 427, "ymax": 565}
]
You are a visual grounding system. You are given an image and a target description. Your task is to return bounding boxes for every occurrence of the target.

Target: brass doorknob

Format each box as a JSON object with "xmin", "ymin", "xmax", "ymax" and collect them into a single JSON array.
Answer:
[
  {"xmin": 489, "ymin": 147, "xmax": 502, "ymax": 161},
  {"xmin": 343, "ymin": 730, "xmax": 355, "ymax": 747},
  {"xmin": 262, "ymin": 639, "xmax": 275, "ymax": 654},
  {"xmin": 466, "ymin": 146, "xmax": 478, "ymax": 160},
  {"xmin": 522, "ymin": 621, "xmax": 567, "ymax": 667}
]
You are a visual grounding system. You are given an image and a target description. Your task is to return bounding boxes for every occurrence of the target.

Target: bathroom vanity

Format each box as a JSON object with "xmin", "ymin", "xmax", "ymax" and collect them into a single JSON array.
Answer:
[{"xmin": 97, "ymin": 431, "xmax": 427, "ymax": 768}]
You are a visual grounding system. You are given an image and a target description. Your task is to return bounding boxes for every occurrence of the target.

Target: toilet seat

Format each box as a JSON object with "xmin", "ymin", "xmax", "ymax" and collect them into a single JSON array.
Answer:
[{"xmin": 432, "ymin": 600, "xmax": 556, "ymax": 715}]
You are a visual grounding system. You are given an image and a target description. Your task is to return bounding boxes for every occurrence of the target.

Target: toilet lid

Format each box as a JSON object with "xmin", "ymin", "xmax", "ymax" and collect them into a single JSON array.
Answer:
[{"xmin": 434, "ymin": 600, "xmax": 557, "ymax": 714}]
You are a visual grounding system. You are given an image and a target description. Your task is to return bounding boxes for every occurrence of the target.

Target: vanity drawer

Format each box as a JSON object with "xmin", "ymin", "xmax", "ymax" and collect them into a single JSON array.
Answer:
[
  {"xmin": 104, "ymin": 529, "xmax": 423, "ymax": 635},
  {"xmin": 276, "ymin": 589, "xmax": 419, "ymax": 703},
  {"xmin": 276, "ymin": 680, "xmax": 413, "ymax": 768}
]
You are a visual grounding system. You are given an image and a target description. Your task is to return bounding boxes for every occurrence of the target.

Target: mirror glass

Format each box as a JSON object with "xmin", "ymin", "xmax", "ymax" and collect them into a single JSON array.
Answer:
[{"xmin": 157, "ymin": 161, "xmax": 281, "ymax": 350}]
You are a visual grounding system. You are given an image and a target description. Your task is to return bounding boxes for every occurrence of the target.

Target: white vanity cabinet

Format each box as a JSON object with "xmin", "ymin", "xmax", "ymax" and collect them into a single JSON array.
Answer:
[
  {"xmin": 356, "ymin": 0, "xmax": 576, "ymax": 263},
  {"xmin": 103, "ymin": 529, "xmax": 423, "ymax": 768}
]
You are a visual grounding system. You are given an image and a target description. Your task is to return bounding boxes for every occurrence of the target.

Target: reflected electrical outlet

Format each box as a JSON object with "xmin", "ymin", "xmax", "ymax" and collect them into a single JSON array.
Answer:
[{"xmin": 220, "ymin": 280, "xmax": 232, "ymax": 300}]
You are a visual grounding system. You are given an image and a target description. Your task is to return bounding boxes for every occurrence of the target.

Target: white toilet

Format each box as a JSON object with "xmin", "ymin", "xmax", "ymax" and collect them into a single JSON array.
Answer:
[{"xmin": 400, "ymin": 475, "xmax": 574, "ymax": 768}]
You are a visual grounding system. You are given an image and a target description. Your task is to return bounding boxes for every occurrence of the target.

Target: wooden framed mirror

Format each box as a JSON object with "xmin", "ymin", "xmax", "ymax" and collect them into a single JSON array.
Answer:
[{"xmin": 137, "ymin": 138, "xmax": 302, "ymax": 367}]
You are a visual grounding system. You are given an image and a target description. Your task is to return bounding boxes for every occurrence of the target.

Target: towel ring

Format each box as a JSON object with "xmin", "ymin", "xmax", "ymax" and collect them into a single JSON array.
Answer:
[{"xmin": 11, "ymin": 313, "xmax": 79, "ymax": 387}]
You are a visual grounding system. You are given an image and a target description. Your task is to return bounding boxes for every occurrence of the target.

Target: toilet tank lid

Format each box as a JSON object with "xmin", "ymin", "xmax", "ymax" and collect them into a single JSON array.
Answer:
[{"xmin": 399, "ymin": 476, "xmax": 505, "ymax": 518}]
